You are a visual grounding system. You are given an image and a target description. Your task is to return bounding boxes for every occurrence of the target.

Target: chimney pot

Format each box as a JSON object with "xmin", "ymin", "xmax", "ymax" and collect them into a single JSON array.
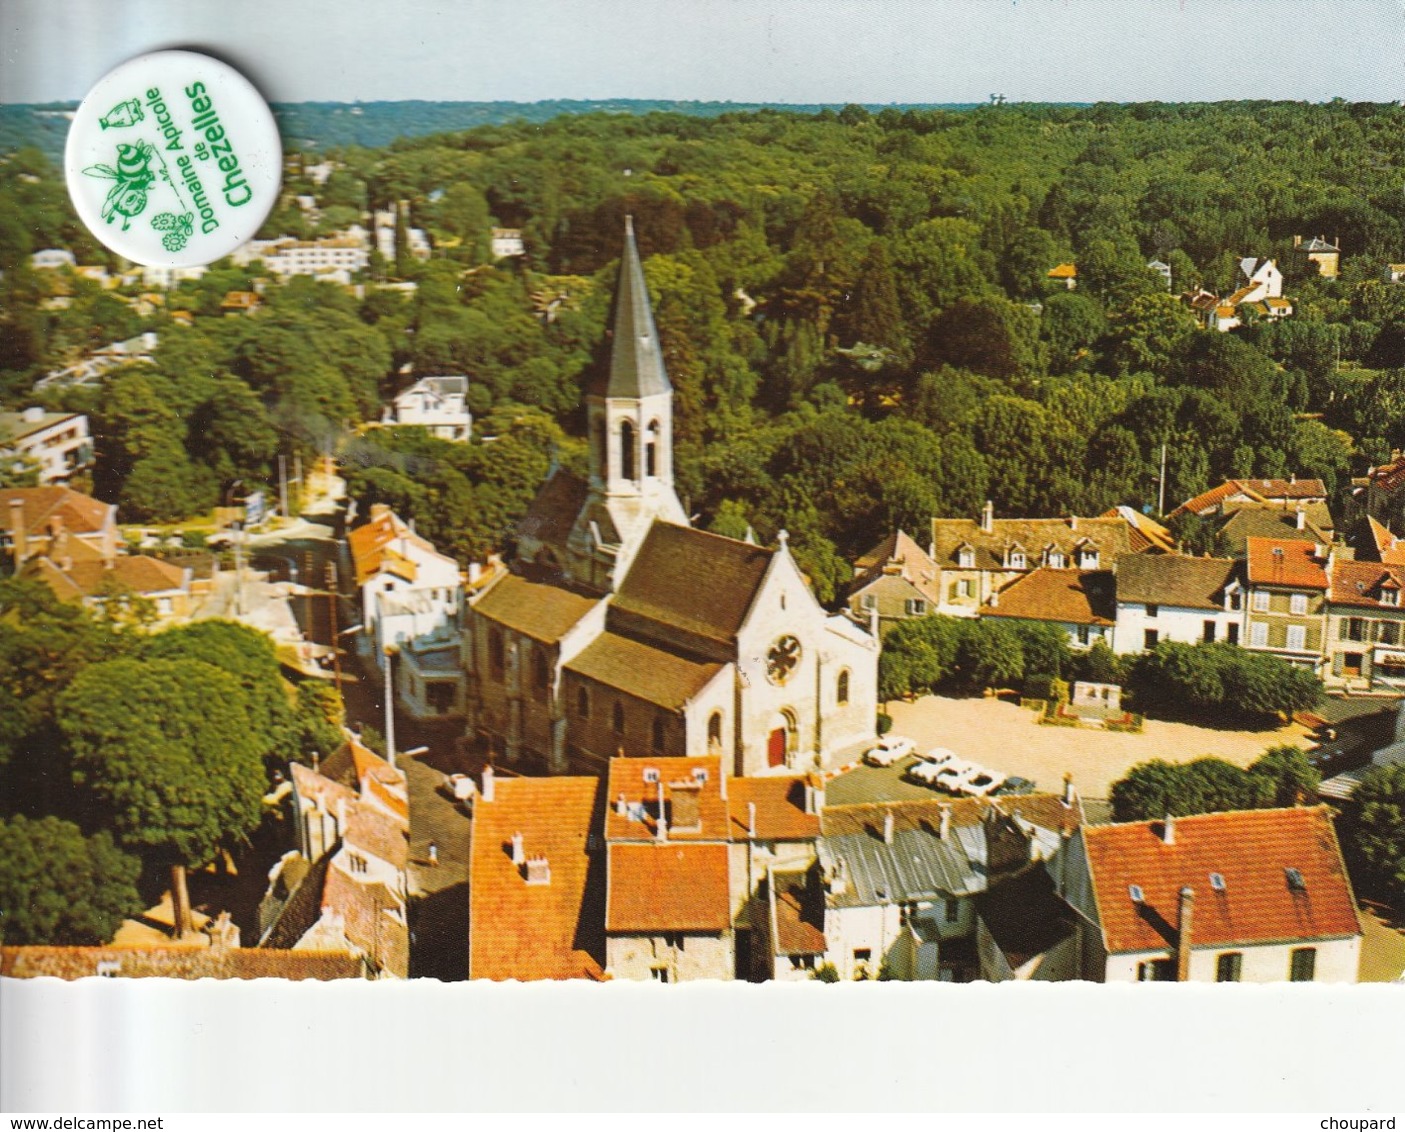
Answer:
[
  {"xmin": 524, "ymin": 855, "xmax": 551, "ymax": 886},
  {"xmin": 981, "ymin": 500, "xmax": 995, "ymax": 534},
  {"xmin": 510, "ymin": 831, "xmax": 525, "ymax": 865},
  {"xmin": 1162, "ymin": 814, "xmax": 1175, "ymax": 845},
  {"xmin": 1062, "ymin": 773, "xmax": 1076, "ymax": 808},
  {"xmin": 747, "ymin": 801, "xmax": 757, "ymax": 839},
  {"xmin": 481, "ymin": 765, "xmax": 495, "ymax": 803},
  {"xmin": 938, "ymin": 803, "xmax": 952, "ymax": 841},
  {"xmin": 883, "ymin": 811, "xmax": 895, "ymax": 845}
]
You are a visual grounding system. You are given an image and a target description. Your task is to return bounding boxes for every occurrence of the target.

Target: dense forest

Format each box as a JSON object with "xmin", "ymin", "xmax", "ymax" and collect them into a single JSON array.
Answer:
[{"xmin": 7, "ymin": 100, "xmax": 1405, "ymax": 597}]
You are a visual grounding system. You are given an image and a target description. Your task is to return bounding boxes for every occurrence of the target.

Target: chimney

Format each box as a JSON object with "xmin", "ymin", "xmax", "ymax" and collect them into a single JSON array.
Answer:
[
  {"xmin": 1294, "ymin": 234, "xmax": 1302, "ymax": 248},
  {"xmin": 1296, "ymin": 507, "xmax": 1306, "ymax": 531},
  {"xmin": 1070, "ymin": 514, "xmax": 1078, "ymax": 531},
  {"xmin": 8, "ymin": 498, "xmax": 26, "ymax": 568},
  {"xmin": 524, "ymin": 855, "xmax": 551, "ymax": 886},
  {"xmin": 807, "ymin": 772, "xmax": 826, "ymax": 814},
  {"xmin": 510, "ymin": 831, "xmax": 525, "ymax": 866},
  {"xmin": 670, "ymin": 780, "xmax": 702, "ymax": 831},
  {"xmin": 616, "ymin": 792, "xmax": 628, "ymax": 817},
  {"xmin": 480, "ymin": 765, "xmax": 495, "ymax": 803},
  {"xmin": 467, "ymin": 561, "xmax": 482, "ymax": 584},
  {"xmin": 1176, "ymin": 886, "xmax": 1196, "ymax": 982},
  {"xmin": 747, "ymin": 801, "xmax": 757, "ymax": 839},
  {"xmin": 938, "ymin": 803, "xmax": 952, "ymax": 841},
  {"xmin": 655, "ymin": 778, "xmax": 668, "ymax": 842},
  {"xmin": 1062, "ymin": 773, "xmax": 1076, "ymax": 809},
  {"xmin": 883, "ymin": 810, "xmax": 895, "ymax": 845},
  {"xmin": 980, "ymin": 500, "xmax": 994, "ymax": 534},
  {"xmin": 1161, "ymin": 814, "xmax": 1175, "ymax": 845},
  {"xmin": 206, "ymin": 911, "xmax": 240, "ymax": 953},
  {"xmin": 988, "ymin": 588, "xmax": 999, "ymax": 609},
  {"xmin": 336, "ymin": 795, "xmax": 348, "ymax": 833}
]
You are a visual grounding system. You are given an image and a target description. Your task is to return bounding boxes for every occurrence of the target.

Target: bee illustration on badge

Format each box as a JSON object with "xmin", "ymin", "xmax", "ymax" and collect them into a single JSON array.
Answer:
[
  {"xmin": 83, "ymin": 141, "xmax": 158, "ymax": 230},
  {"xmin": 151, "ymin": 211, "xmax": 194, "ymax": 252},
  {"xmin": 99, "ymin": 99, "xmax": 144, "ymax": 129}
]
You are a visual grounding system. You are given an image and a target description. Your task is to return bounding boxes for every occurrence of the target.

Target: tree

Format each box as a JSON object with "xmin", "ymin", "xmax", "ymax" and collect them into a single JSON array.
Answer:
[
  {"xmin": 58, "ymin": 658, "xmax": 267, "ymax": 937},
  {"xmin": 954, "ymin": 620, "xmax": 1024, "ymax": 692},
  {"xmin": 0, "ymin": 815, "xmax": 141, "ymax": 945},
  {"xmin": 1247, "ymin": 745, "xmax": 1321, "ymax": 808},
  {"xmin": 1354, "ymin": 762, "xmax": 1405, "ymax": 899},
  {"xmin": 1110, "ymin": 756, "xmax": 1258, "ymax": 822}
]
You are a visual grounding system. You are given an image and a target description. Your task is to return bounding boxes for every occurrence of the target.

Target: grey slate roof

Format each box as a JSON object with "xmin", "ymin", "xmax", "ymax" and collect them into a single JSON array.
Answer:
[
  {"xmin": 587, "ymin": 217, "xmax": 671, "ymax": 400},
  {"xmin": 819, "ymin": 823, "xmax": 989, "ymax": 907}
]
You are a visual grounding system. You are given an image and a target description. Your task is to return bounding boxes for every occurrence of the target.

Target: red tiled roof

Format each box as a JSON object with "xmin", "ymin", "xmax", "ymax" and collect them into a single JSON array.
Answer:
[
  {"xmin": 772, "ymin": 874, "xmax": 826, "ymax": 956},
  {"xmin": 469, "ymin": 776, "xmax": 605, "ymax": 981},
  {"xmin": 982, "ymin": 568, "xmax": 1116, "ymax": 626},
  {"xmin": 605, "ymin": 755, "xmax": 727, "ymax": 842},
  {"xmin": 25, "ymin": 554, "xmax": 187, "ymax": 604},
  {"xmin": 1048, "ymin": 263, "xmax": 1077, "ymax": 279},
  {"xmin": 726, "ymin": 776, "xmax": 821, "ymax": 842},
  {"xmin": 321, "ymin": 867, "xmax": 409, "ymax": 978},
  {"xmin": 1245, "ymin": 537, "xmax": 1329, "ymax": 589},
  {"xmin": 606, "ymin": 842, "xmax": 731, "ymax": 933},
  {"xmin": 2, "ymin": 486, "xmax": 113, "ymax": 539},
  {"xmin": 1369, "ymin": 457, "xmax": 1405, "ymax": 496},
  {"xmin": 1329, "ymin": 559, "xmax": 1405, "ymax": 609},
  {"xmin": 1365, "ymin": 516, "xmax": 1405, "ymax": 566},
  {"xmin": 1082, "ymin": 807, "xmax": 1360, "ymax": 955},
  {"xmin": 347, "ymin": 509, "xmax": 441, "ymax": 586},
  {"xmin": 0, "ymin": 945, "xmax": 363, "ymax": 980}
]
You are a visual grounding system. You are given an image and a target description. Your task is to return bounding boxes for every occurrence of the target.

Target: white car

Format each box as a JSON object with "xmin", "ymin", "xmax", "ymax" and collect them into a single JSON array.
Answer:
[
  {"xmin": 956, "ymin": 769, "xmax": 1008, "ymax": 798},
  {"xmin": 864, "ymin": 735, "xmax": 916, "ymax": 766},
  {"xmin": 906, "ymin": 752, "xmax": 968, "ymax": 788}
]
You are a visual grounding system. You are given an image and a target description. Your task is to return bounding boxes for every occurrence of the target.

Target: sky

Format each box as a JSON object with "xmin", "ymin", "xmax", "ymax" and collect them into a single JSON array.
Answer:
[{"xmin": 3, "ymin": 0, "xmax": 1405, "ymax": 105}]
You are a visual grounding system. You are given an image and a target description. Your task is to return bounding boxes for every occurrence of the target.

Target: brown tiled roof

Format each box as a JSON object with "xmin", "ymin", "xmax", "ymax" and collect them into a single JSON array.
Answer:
[
  {"xmin": 25, "ymin": 554, "xmax": 187, "ymax": 602},
  {"xmin": 606, "ymin": 842, "xmax": 730, "ymax": 933},
  {"xmin": 929, "ymin": 517, "xmax": 1134, "ymax": 571},
  {"xmin": 321, "ymin": 867, "xmax": 409, "ymax": 978},
  {"xmin": 471, "ymin": 571, "xmax": 599, "ymax": 643},
  {"xmin": 1218, "ymin": 503, "xmax": 1333, "ymax": 553},
  {"xmin": 1369, "ymin": 456, "xmax": 1405, "ymax": 496},
  {"xmin": 612, "ymin": 521, "xmax": 772, "ymax": 645},
  {"xmin": 0, "ymin": 945, "xmax": 363, "ymax": 980},
  {"xmin": 1114, "ymin": 554, "xmax": 1238, "ymax": 611},
  {"xmin": 1245, "ymin": 537, "xmax": 1329, "ymax": 589},
  {"xmin": 1082, "ymin": 807, "xmax": 1361, "ymax": 954},
  {"xmin": 469, "ymin": 776, "xmax": 606, "ymax": 981},
  {"xmin": 515, "ymin": 468, "xmax": 588, "ymax": 549},
  {"xmin": 822, "ymin": 793, "xmax": 1081, "ymax": 840},
  {"xmin": 726, "ymin": 776, "xmax": 821, "ymax": 842},
  {"xmin": 566, "ymin": 631, "xmax": 723, "ymax": 711},
  {"xmin": 1329, "ymin": 559, "xmax": 1405, "ymax": 609},
  {"xmin": 290, "ymin": 761, "xmax": 357, "ymax": 818},
  {"xmin": 1364, "ymin": 516, "xmax": 1405, "ymax": 566},
  {"xmin": 1171, "ymin": 479, "xmax": 1327, "ymax": 519},
  {"xmin": 983, "ymin": 568, "xmax": 1116, "ymax": 626},
  {"xmin": 1100, "ymin": 507, "xmax": 1175, "ymax": 553},
  {"xmin": 773, "ymin": 872, "xmax": 826, "ymax": 956},
  {"xmin": 343, "ymin": 804, "xmax": 409, "ymax": 871},
  {"xmin": 605, "ymin": 755, "xmax": 727, "ymax": 842},
  {"xmin": 1, "ymin": 486, "xmax": 113, "ymax": 538},
  {"xmin": 847, "ymin": 529, "xmax": 943, "ymax": 606}
]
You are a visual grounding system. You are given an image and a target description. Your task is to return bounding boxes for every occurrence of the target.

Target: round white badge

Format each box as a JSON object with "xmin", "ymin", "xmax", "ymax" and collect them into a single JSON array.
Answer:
[{"xmin": 65, "ymin": 50, "xmax": 281, "ymax": 267}]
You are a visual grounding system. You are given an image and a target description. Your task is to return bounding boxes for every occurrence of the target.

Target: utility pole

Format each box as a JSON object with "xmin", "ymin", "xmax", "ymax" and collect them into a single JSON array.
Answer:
[
  {"xmin": 293, "ymin": 453, "xmax": 303, "ymax": 512},
  {"xmin": 326, "ymin": 560, "xmax": 342, "ymax": 687},
  {"xmin": 1158, "ymin": 443, "xmax": 1168, "ymax": 517},
  {"xmin": 384, "ymin": 644, "xmax": 397, "ymax": 768},
  {"xmin": 278, "ymin": 455, "xmax": 289, "ymax": 521}
]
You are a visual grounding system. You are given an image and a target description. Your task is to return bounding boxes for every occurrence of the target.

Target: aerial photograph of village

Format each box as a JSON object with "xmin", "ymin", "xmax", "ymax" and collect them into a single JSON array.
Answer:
[{"xmin": 5, "ymin": 1, "xmax": 1405, "ymax": 1024}]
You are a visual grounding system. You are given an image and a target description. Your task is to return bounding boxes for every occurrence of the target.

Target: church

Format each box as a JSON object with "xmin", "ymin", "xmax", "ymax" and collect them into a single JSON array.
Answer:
[{"xmin": 461, "ymin": 219, "xmax": 878, "ymax": 777}]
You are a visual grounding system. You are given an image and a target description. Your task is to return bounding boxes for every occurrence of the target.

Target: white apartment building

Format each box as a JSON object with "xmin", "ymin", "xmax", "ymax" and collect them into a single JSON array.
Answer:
[
  {"xmin": 0, "ymin": 409, "xmax": 93, "ymax": 484},
  {"xmin": 381, "ymin": 375, "xmax": 471, "ymax": 441}
]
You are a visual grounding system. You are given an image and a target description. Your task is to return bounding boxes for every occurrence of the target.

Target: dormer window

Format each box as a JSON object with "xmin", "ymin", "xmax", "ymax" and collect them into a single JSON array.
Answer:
[
  {"xmin": 1078, "ymin": 549, "xmax": 1100, "ymax": 569},
  {"xmin": 1047, "ymin": 551, "xmax": 1065, "ymax": 569},
  {"xmin": 1008, "ymin": 550, "xmax": 1026, "ymax": 570},
  {"xmin": 958, "ymin": 547, "xmax": 975, "ymax": 569},
  {"xmin": 1382, "ymin": 587, "xmax": 1400, "ymax": 607}
]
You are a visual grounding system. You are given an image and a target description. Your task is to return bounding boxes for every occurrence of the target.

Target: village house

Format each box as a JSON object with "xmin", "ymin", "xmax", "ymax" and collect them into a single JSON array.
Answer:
[
  {"xmin": 1063, "ymin": 807, "xmax": 1361, "ymax": 982},
  {"xmin": 464, "ymin": 220, "xmax": 878, "ymax": 778},
  {"xmin": 1169, "ymin": 477, "xmax": 1328, "ymax": 522},
  {"xmin": 468, "ymin": 769, "xmax": 606, "ymax": 981},
  {"xmin": 845, "ymin": 529, "xmax": 942, "ymax": 635},
  {"xmin": 980, "ymin": 566, "xmax": 1117, "ymax": 650},
  {"xmin": 380, "ymin": 374, "xmax": 472, "ymax": 441},
  {"xmin": 21, "ymin": 552, "xmax": 195, "ymax": 624},
  {"xmin": 1113, "ymin": 553, "xmax": 1244, "ymax": 653},
  {"xmin": 348, "ymin": 503, "xmax": 462, "ymax": 672},
  {"xmin": 1243, "ymin": 537, "xmax": 1330, "ymax": 669},
  {"xmin": 1100, "ymin": 506, "xmax": 1176, "ymax": 553},
  {"xmin": 1354, "ymin": 452, "xmax": 1405, "ymax": 533},
  {"xmin": 808, "ymin": 790, "xmax": 1083, "ymax": 982},
  {"xmin": 491, "ymin": 228, "xmax": 526, "ymax": 259},
  {"xmin": 0, "ymin": 408, "xmax": 93, "ymax": 485},
  {"xmin": 603, "ymin": 756, "xmax": 734, "ymax": 981},
  {"xmin": 1047, "ymin": 262, "xmax": 1077, "ymax": 290},
  {"xmin": 35, "ymin": 331, "xmax": 160, "ymax": 391},
  {"xmin": 260, "ymin": 735, "xmax": 411, "ymax": 978},
  {"xmin": 29, "ymin": 248, "xmax": 76, "ymax": 270},
  {"xmin": 1295, "ymin": 235, "xmax": 1341, "ymax": 279},
  {"xmin": 1323, "ymin": 557, "xmax": 1405, "ymax": 691},
  {"xmin": 3, "ymin": 486, "xmax": 119, "ymax": 569},
  {"xmin": 926, "ymin": 504, "xmax": 1141, "ymax": 617}
]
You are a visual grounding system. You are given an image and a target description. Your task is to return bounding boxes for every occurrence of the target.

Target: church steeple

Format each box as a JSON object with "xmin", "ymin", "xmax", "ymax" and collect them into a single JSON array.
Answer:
[{"xmin": 589, "ymin": 215, "xmax": 672, "ymax": 400}]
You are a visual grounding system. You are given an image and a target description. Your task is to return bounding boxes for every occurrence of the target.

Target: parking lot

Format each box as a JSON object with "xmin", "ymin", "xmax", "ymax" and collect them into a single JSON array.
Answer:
[{"xmin": 830, "ymin": 693, "xmax": 1315, "ymax": 803}]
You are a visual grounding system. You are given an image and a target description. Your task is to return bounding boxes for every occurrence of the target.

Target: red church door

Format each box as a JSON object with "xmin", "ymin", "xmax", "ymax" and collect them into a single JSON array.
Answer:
[{"xmin": 768, "ymin": 727, "xmax": 787, "ymax": 768}]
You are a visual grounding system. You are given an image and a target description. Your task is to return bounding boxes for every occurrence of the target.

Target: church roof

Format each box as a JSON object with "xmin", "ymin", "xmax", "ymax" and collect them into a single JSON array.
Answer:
[
  {"xmin": 515, "ymin": 467, "xmax": 588, "ymax": 550},
  {"xmin": 473, "ymin": 572, "xmax": 600, "ymax": 644},
  {"xmin": 565, "ymin": 631, "xmax": 723, "ymax": 710},
  {"xmin": 587, "ymin": 217, "xmax": 671, "ymax": 400},
  {"xmin": 612, "ymin": 522, "xmax": 774, "ymax": 646}
]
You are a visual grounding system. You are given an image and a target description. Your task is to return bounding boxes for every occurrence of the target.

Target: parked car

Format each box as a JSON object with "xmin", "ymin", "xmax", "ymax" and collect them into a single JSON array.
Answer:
[
  {"xmin": 990, "ymin": 776, "xmax": 1036, "ymax": 797},
  {"xmin": 904, "ymin": 748, "xmax": 960, "ymax": 786},
  {"xmin": 957, "ymin": 769, "xmax": 1008, "ymax": 798},
  {"xmin": 864, "ymin": 735, "xmax": 916, "ymax": 766}
]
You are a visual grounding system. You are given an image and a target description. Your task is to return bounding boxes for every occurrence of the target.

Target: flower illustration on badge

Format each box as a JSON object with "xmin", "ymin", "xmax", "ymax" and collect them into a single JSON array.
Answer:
[
  {"xmin": 83, "ymin": 141, "xmax": 157, "ymax": 231},
  {"xmin": 151, "ymin": 211, "xmax": 195, "ymax": 252},
  {"xmin": 99, "ymin": 99, "xmax": 144, "ymax": 129}
]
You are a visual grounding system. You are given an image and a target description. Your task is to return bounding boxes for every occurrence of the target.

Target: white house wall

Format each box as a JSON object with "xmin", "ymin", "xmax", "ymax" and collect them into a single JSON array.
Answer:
[
  {"xmin": 1114, "ymin": 602, "xmax": 1242, "ymax": 655},
  {"xmin": 1104, "ymin": 937, "xmax": 1359, "ymax": 983}
]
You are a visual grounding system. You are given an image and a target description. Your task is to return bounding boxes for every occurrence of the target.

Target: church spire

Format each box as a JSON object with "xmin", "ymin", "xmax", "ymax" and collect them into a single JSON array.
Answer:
[{"xmin": 589, "ymin": 215, "xmax": 671, "ymax": 399}]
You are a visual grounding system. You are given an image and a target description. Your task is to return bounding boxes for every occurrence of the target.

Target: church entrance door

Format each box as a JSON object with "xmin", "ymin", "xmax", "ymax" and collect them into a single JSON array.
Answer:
[{"xmin": 767, "ymin": 727, "xmax": 787, "ymax": 768}]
